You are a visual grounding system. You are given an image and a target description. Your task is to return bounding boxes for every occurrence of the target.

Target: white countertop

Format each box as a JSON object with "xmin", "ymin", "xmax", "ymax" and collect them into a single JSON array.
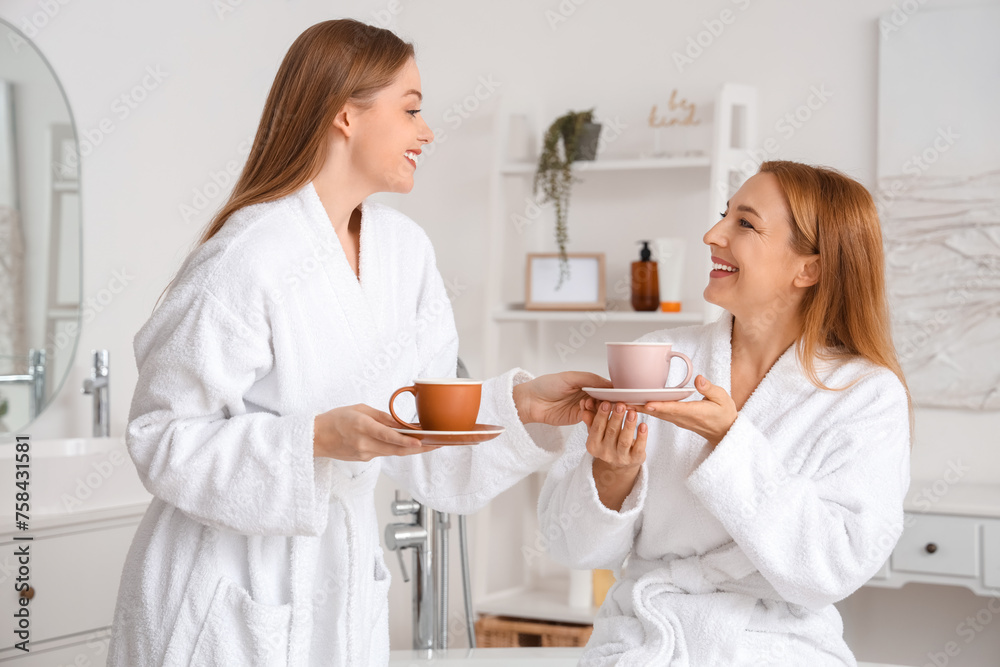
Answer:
[
  {"xmin": 388, "ymin": 648, "xmax": 915, "ymax": 666},
  {"xmin": 476, "ymin": 587, "xmax": 597, "ymax": 625},
  {"xmin": 0, "ymin": 500, "xmax": 150, "ymax": 537},
  {"xmin": 904, "ymin": 480, "xmax": 1000, "ymax": 517},
  {"xmin": 390, "ymin": 648, "xmax": 581, "ymax": 665}
]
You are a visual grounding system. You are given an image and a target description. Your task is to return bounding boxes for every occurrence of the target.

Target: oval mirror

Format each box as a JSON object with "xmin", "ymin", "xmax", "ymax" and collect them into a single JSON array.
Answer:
[{"xmin": 0, "ymin": 20, "xmax": 81, "ymax": 434}]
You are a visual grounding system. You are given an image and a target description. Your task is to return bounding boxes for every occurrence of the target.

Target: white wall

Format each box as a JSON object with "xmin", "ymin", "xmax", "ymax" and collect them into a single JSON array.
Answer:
[{"xmin": 3, "ymin": 0, "xmax": 999, "ymax": 662}]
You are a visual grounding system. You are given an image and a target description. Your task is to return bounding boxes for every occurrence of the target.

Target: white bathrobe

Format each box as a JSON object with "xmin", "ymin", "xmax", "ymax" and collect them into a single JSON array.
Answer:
[
  {"xmin": 108, "ymin": 182, "xmax": 563, "ymax": 666},
  {"xmin": 538, "ymin": 312, "xmax": 911, "ymax": 666}
]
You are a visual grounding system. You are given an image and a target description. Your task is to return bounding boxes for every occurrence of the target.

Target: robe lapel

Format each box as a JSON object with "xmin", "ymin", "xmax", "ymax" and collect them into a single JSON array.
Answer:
[
  {"xmin": 297, "ymin": 182, "xmax": 380, "ymax": 350},
  {"xmin": 356, "ymin": 200, "xmax": 385, "ymax": 339},
  {"xmin": 720, "ymin": 310, "xmax": 800, "ymax": 428},
  {"xmin": 669, "ymin": 313, "xmax": 740, "ymax": 467},
  {"xmin": 706, "ymin": 312, "xmax": 735, "ymax": 398}
]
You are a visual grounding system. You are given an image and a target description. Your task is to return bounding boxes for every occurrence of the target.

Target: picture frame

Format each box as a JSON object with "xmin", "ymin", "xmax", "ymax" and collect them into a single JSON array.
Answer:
[{"xmin": 524, "ymin": 253, "xmax": 606, "ymax": 311}]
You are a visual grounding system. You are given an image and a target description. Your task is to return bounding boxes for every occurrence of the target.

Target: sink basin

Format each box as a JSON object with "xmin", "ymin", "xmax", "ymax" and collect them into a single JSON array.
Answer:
[{"xmin": 0, "ymin": 437, "xmax": 151, "ymax": 517}]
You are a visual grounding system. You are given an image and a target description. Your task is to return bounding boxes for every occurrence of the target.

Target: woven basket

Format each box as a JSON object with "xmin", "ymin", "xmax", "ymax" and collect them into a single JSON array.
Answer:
[{"xmin": 474, "ymin": 614, "xmax": 593, "ymax": 648}]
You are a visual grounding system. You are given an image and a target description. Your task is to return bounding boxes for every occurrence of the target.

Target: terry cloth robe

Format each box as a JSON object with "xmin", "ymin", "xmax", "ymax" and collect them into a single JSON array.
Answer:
[
  {"xmin": 538, "ymin": 312, "xmax": 911, "ymax": 667},
  {"xmin": 108, "ymin": 181, "xmax": 564, "ymax": 667}
]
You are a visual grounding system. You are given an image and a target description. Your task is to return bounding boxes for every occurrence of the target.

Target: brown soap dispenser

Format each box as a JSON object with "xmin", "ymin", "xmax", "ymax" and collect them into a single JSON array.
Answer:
[{"xmin": 631, "ymin": 240, "xmax": 660, "ymax": 311}]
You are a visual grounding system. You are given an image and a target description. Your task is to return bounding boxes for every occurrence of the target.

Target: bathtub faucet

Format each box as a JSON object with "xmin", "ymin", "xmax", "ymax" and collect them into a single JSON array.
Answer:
[
  {"xmin": 385, "ymin": 490, "xmax": 435, "ymax": 649},
  {"xmin": 82, "ymin": 350, "xmax": 110, "ymax": 437}
]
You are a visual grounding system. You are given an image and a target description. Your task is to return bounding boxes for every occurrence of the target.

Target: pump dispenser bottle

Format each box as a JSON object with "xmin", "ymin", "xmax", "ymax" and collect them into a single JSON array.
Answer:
[{"xmin": 631, "ymin": 241, "xmax": 660, "ymax": 311}]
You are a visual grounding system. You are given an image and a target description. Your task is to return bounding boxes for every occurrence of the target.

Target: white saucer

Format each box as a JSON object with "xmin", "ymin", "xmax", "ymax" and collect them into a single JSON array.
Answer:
[{"xmin": 583, "ymin": 387, "xmax": 698, "ymax": 405}]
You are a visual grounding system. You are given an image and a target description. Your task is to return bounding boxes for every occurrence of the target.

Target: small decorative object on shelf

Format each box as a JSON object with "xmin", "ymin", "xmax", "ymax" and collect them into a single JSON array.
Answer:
[
  {"xmin": 648, "ymin": 89, "xmax": 700, "ymax": 128},
  {"xmin": 524, "ymin": 252, "xmax": 606, "ymax": 311},
  {"xmin": 648, "ymin": 89, "xmax": 701, "ymax": 157},
  {"xmin": 654, "ymin": 237, "xmax": 686, "ymax": 312},
  {"xmin": 533, "ymin": 109, "xmax": 602, "ymax": 284},
  {"xmin": 630, "ymin": 240, "xmax": 660, "ymax": 311}
]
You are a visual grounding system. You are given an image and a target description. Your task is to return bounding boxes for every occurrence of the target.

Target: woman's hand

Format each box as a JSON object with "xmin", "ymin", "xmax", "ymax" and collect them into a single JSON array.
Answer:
[
  {"xmin": 635, "ymin": 375, "xmax": 737, "ymax": 449},
  {"xmin": 512, "ymin": 371, "xmax": 613, "ymax": 426},
  {"xmin": 313, "ymin": 404, "xmax": 440, "ymax": 461},
  {"xmin": 583, "ymin": 400, "xmax": 647, "ymax": 511}
]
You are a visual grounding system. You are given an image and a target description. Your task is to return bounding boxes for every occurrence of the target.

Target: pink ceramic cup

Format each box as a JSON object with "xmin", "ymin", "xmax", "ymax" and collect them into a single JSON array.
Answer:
[{"xmin": 606, "ymin": 342, "xmax": 694, "ymax": 389}]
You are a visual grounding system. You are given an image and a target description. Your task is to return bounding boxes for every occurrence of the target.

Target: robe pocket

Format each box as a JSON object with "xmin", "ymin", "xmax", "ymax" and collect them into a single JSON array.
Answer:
[
  {"xmin": 371, "ymin": 547, "xmax": 392, "ymax": 619},
  {"xmin": 189, "ymin": 576, "xmax": 292, "ymax": 667},
  {"xmin": 368, "ymin": 548, "xmax": 393, "ymax": 664}
]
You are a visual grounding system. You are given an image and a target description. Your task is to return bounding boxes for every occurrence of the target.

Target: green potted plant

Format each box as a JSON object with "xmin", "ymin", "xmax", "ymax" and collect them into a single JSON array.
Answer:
[{"xmin": 533, "ymin": 109, "xmax": 602, "ymax": 284}]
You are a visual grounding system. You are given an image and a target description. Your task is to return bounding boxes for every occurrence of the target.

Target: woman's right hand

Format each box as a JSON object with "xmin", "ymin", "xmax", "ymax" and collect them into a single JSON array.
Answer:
[
  {"xmin": 313, "ymin": 404, "xmax": 440, "ymax": 461},
  {"xmin": 582, "ymin": 400, "xmax": 647, "ymax": 511}
]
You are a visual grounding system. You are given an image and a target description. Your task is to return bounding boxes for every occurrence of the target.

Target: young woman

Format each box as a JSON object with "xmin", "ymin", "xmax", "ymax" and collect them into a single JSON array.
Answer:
[
  {"xmin": 539, "ymin": 161, "xmax": 911, "ymax": 666},
  {"xmin": 108, "ymin": 19, "xmax": 606, "ymax": 666}
]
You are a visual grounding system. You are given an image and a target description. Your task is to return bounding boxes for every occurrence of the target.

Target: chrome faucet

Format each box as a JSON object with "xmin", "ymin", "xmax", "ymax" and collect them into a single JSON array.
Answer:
[
  {"xmin": 81, "ymin": 350, "xmax": 109, "ymax": 437},
  {"xmin": 385, "ymin": 493, "xmax": 479, "ymax": 650},
  {"xmin": 0, "ymin": 349, "xmax": 47, "ymax": 420},
  {"xmin": 385, "ymin": 490, "xmax": 435, "ymax": 650}
]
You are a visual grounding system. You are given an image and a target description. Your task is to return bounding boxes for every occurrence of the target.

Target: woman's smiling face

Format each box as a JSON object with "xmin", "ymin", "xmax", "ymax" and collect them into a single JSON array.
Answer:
[
  {"xmin": 702, "ymin": 172, "xmax": 820, "ymax": 323},
  {"xmin": 346, "ymin": 57, "xmax": 434, "ymax": 194}
]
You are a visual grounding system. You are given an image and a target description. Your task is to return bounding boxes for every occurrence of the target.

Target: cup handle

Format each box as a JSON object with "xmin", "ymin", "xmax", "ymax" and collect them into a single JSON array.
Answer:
[
  {"xmin": 389, "ymin": 386, "xmax": 422, "ymax": 430},
  {"xmin": 665, "ymin": 351, "xmax": 694, "ymax": 388}
]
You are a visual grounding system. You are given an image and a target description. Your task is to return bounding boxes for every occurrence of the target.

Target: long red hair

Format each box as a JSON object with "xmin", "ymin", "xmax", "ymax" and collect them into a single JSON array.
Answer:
[{"xmin": 759, "ymin": 161, "xmax": 909, "ymax": 403}]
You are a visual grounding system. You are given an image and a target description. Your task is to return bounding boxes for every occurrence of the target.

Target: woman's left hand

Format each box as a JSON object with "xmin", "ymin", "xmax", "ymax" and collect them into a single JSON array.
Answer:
[
  {"xmin": 513, "ymin": 371, "xmax": 613, "ymax": 426},
  {"xmin": 635, "ymin": 375, "xmax": 738, "ymax": 448}
]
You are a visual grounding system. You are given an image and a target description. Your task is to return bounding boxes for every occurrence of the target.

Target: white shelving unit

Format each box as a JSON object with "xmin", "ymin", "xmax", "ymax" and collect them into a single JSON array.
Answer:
[
  {"xmin": 471, "ymin": 85, "xmax": 758, "ymax": 626},
  {"xmin": 499, "ymin": 155, "xmax": 711, "ymax": 174},
  {"xmin": 492, "ymin": 302, "xmax": 704, "ymax": 324},
  {"xmin": 481, "ymin": 83, "xmax": 757, "ymax": 378}
]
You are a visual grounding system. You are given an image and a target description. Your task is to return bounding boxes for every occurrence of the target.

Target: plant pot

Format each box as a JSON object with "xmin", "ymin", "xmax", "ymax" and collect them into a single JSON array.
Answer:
[{"xmin": 565, "ymin": 121, "xmax": 602, "ymax": 161}]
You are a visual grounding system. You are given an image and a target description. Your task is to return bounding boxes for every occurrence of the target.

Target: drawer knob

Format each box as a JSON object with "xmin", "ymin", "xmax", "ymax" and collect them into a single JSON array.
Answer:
[
  {"xmin": 19, "ymin": 587, "xmax": 34, "ymax": 600},
  {"xmin": 925, "ymin": 543, "xmax": 938, "ymax": 554}
]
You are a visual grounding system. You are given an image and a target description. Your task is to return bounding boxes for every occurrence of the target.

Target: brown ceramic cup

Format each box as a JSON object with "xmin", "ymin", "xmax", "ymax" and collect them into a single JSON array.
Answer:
[
  {"xmin": 389, "ymin": 379, "xmax": 483, "ymax": 431},
  {"xmin": 606, "ymin": 342, "xmax": 694, "ymax": 389}
]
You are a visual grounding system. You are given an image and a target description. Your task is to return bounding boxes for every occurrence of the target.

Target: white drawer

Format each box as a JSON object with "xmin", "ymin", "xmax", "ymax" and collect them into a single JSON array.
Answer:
[
  {"xmin": 985, "ymin": 521, "xmax": 1000, "ymax": 590},
  {"xmin": 0, "ymin": 523, "xmax": 138, "ymax": 645},
  {"xmin": 892, "ymin": 513, "xmax": 979, "ymax": 577},
  {"xmin": 0, "ymin": 630, "xmax": 109, "ymax": 664},
  {"xmin": 869, "ymin": 557, "xmax": 890, "ymax": 580}
]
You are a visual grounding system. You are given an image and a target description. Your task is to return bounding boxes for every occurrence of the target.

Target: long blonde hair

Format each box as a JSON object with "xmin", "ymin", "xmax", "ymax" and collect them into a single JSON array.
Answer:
[
  {"xmin": 199, "ymin": 19, "xmax": 414, "ymax": 244},
  {"xmin": 759, "ymin": 161, "xmax": 908, "ymax": 401}
]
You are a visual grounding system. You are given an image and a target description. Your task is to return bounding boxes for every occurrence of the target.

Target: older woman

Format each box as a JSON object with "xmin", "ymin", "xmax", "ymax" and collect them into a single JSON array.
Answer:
[{"xmin": 539, "ymin": 161, "xmax": 911, "ymax": 666}]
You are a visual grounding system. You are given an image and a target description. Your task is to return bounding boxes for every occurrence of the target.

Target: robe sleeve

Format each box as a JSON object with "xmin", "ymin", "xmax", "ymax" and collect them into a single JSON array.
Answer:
[
  {"xmin": 125, "ymin": 286, "xmax": 329, "ymax": 537},
  {"xmin": 685, "ymin": 370, "xmax": 911, "ymax": 610},
  {"xmin": 536, "ymin": 422, "xmax": 647, "ymax": 570},
  {"xmin": 380, "ymin": 236, "xmax": 565, "ymax": 513}
]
